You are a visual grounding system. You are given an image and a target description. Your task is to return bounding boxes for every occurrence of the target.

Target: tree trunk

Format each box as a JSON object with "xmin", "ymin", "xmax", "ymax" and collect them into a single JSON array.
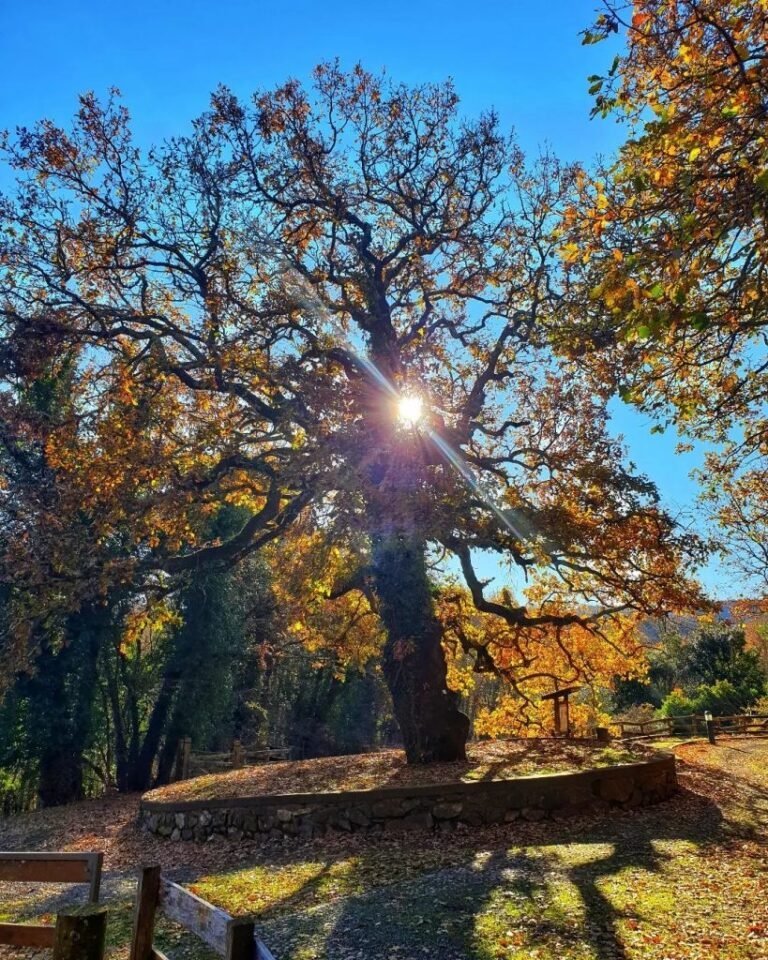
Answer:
[
  {"xmin": 124, "ymin": 672, "xmax": 178, "ymax": 791},
  {"xmin": 35, "ymin": 604, "xmax": 109, "ymax": 807},
  {"xmin": 372, "ymin": 532, "xmax": 469, "ymax": 763}
]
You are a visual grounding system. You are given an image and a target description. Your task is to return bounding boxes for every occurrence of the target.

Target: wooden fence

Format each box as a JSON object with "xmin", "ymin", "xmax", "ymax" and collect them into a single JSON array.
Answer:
[
  {"xmin": 173, "ymin": 739, "xmax": 292, "ymax": 782},
  {"xmin": 130, "ymin": 865, "xmax": 276, "ymax": 960},
  {"xmin": 616, "ymin": 713, "xmax": 768, "ymax": 740},
  {"xmin": 0, "ymin": 851, "xmax": 104, "ymax": 955}
]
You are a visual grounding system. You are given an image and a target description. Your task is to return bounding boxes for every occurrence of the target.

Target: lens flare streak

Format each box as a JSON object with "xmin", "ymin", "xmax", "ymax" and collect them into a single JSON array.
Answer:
[{"xmin": 426, "ymin": 430, "xmax": 531, "ymax": 544}]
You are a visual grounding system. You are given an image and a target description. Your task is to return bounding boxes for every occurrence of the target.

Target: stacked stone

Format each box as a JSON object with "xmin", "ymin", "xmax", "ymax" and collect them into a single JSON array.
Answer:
[{"xmin": 140, "ymin": 755, "xmax": 677, "ymax": 843}]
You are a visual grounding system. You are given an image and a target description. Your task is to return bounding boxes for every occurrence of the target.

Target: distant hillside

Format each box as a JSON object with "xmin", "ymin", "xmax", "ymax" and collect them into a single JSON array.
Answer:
[{"xmin": 637, "ymin": 599, "xmax": 768, "ymax": 668}]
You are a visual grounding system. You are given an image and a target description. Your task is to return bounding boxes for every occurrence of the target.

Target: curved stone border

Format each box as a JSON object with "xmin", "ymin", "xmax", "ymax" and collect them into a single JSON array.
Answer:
[{"xmin": 140, "ymin": 753, "xmax": 677, "ymax": 842}]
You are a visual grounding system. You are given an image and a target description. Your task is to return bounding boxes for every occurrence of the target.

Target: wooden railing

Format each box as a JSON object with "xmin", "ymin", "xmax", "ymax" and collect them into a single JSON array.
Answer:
[
  {"xmin": 173, "ymin": 739, "xmax": 293, "ymax": 782},
  {"xmin": 711, "ymin": 713, "xmax": 768, "ymax": 734},
  {"xmin": 0, "ymin": 851, "xmax": 103, "ymax": 953},
  {"xmin": 130, "ymin": 865, "xmax": 276, "ymax": 960},
  {"xmin": 616, "ymin": 713, "xmax": 768, "ymax": 740}
]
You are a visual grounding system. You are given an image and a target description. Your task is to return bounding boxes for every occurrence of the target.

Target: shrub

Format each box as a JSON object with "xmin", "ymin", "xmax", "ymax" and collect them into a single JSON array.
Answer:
[{"xmin": 659, "ymin": 688, "xmax": 696, "ymax": 717}]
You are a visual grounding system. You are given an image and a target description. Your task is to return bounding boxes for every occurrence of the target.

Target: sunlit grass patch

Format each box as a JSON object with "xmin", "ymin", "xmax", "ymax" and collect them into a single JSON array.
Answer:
[
  {"xmin": 473, "ymin": 875, "xmax": 594, "ymax": 960},
  {"xmin": 190, "ymin": 842, "xmax": 477, "ymax": 919}
]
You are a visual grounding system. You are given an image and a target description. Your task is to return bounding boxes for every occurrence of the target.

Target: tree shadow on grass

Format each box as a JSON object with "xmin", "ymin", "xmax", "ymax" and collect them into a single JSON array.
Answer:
[
  {"xmin": 378, "ymin": 739, "xmax": 613, "ymax": 789},
  {"xmin": 170, "ymin": 779, "xmax": 733, "ymax": 960}
]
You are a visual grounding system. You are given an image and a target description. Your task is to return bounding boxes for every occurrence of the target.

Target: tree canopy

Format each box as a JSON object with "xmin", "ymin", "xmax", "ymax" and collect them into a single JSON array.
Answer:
[{"xmin": 0, "ymin": 64, "xmax": 705, "ymax": 762}]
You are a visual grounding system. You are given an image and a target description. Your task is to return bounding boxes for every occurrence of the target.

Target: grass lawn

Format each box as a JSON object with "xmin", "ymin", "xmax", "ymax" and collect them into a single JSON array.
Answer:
[{"xmin": 1, "ymin": 738, "xmax": 766, "ymax": 959}]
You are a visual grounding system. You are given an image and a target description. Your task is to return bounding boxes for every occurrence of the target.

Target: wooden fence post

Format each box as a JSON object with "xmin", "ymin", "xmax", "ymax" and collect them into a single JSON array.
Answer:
[
  {"xmin": 174, "ymin": 737, "xmax": 192, "ymax": 781},
  {"xmin": 130, "ymin": 865, "xmax": 161, "ymax": 960},
  {"xmin": 705, "ymin": 711, "xmax": 716, "ymax": 745},
  {"xmin": 231, "ymin": 739, "xmax": 245, "ymax": 769},
  {"xmin": 53, "ymin": 907, "xmax": 106, "ymax": 960},
  {"xmin": 88, "ymin": 852, "xmax": 104, "ymax": 903},
  {"xmin": 226, "ymin": 918, "xmax": 255, "ymax": 960}
]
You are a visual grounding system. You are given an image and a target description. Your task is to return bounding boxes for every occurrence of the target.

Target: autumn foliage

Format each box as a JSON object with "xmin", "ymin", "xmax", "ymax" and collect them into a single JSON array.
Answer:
[
  {"xmin": 559, "ymin": 1, "xmax": 768, "ymax": 589},
  {"xmin": 0, "ymin": 63, "xmax": 709, "ymax": 764}
]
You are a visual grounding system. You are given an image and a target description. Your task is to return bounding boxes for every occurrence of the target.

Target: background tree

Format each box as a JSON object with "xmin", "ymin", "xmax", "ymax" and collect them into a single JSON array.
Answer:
[
  {"xmin": 613, "ymin": 618, "xmax": 766, "ymax": 717},
  {"xmin": 560, "ymin": 1, "xmax": 768, "ymax": 589},
  {"xmin": 0, "ymin": 67, "xmax": 704, "ymax": 764},
  {"xmin": 565, "ymin": 0, "xmax": 768, "ymax": 438}
]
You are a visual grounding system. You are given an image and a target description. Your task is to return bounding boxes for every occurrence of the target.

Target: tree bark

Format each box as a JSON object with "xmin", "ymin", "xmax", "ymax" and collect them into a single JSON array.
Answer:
[
  {"xmin": 125, "ymin": 671, "xmax": 178, "ymax": 791},
  {"xmin": 372, "ymin": 532, "xmax": 469, "ymax": 763},
  {"xmin": 35, "ymin": 604, "xmax": 109, "ymax": 807}
]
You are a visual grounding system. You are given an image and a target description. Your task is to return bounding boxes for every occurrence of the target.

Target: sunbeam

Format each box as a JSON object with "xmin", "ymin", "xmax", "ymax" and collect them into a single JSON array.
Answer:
[{"xmin": 279, "ymin": 261, "xmax": 539, "ymax": 551}]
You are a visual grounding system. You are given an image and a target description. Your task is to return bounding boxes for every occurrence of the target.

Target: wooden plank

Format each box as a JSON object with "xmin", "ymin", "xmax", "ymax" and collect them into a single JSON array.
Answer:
[
  {"xmin": 130, "ymin": 865, "xmax": 161, "ymax": 960},
  {"xmin": 0, "ymin": 855, "xmax": 92, "ymax": 885},
  {"xmin": 0, "ymin": 922, "xmax": 57, "ymax": 948},
  {"xmin": 0, "ymin": 851, "xmax": 100, "ymax": 864},
  {"xmin": 159, "ymin": 878, "xmax": 230, "ymax": 955},
  {"xmin": 255, "ymin": 937, "xmax": 277, "ymax": 960},
  {"xmin": 150, "ymin": 948, "xmax": 171, "ymax": 960}
]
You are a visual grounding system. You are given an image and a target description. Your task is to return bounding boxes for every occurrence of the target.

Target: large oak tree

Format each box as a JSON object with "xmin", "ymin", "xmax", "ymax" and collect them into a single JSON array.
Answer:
[{"xmin": 0, "ymin": 66, "xmax": 703, "ymax": 762}]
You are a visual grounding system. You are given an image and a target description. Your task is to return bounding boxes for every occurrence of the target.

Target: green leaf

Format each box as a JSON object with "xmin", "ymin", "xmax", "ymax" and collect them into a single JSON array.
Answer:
[
  {"xmin": 636, "ymin": 324, "xmax": 652, "ymax": 339},
  {"xmin": 755, "ymin": 170, "xmax": 768, "ymax": 193},
  {"xmin": 647, "ymin": 282, "xmax": 665, "ymax": 300}
]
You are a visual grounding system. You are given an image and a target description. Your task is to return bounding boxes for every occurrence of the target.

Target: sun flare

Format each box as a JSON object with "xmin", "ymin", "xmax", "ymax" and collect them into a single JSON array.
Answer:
[{"xmin": 398, "ymin": 394, "xmax": 424, "ymax": 426}]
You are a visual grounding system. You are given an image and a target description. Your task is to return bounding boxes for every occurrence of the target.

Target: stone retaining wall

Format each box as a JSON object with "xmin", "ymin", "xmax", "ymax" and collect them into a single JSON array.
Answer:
[{"xmin": 139, "ymin": 754, "xmax": 677, "ymax": 843}]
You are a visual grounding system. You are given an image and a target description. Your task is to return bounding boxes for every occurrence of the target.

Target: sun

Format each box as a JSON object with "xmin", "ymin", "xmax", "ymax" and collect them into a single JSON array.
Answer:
[{"xmin": 398, "ymin": 394, "xmax": 424, "ymax": 426}]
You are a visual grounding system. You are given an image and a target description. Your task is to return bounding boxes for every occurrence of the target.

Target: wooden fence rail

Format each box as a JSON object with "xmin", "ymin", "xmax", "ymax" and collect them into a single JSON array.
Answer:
[
  {"xmin": 173, "ymin": 739, "xmax": 292, "ymax": 782},
  {"xmin": 616, "ymin": 713, "xmax": 768, "ymax": 740},
  {"xmin": 130, "ymin": 865, "xmax": 276, "ymax": 960}
]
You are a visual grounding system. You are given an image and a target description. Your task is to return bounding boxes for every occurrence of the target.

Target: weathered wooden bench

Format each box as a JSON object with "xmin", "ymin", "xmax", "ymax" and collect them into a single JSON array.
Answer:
[
  {"xmin": 130, "ymin": 865, "xmax": 276, "ymax": 960},
  {"xmin": 0, "ymin": 851, "xmax": 103, "ymax": 950}
]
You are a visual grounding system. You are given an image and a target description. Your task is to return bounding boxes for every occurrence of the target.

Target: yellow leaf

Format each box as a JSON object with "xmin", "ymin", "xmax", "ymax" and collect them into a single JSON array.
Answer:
[{"xmin": 560, "ymin": 243, "xmax": 580, "ymax": 264}]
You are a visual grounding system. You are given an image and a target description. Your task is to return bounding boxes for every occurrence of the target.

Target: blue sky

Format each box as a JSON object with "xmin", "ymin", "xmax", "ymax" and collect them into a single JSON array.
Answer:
[{"xmin": 0, "ymin": 0, "xmax": 739, "ymax": 595}]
